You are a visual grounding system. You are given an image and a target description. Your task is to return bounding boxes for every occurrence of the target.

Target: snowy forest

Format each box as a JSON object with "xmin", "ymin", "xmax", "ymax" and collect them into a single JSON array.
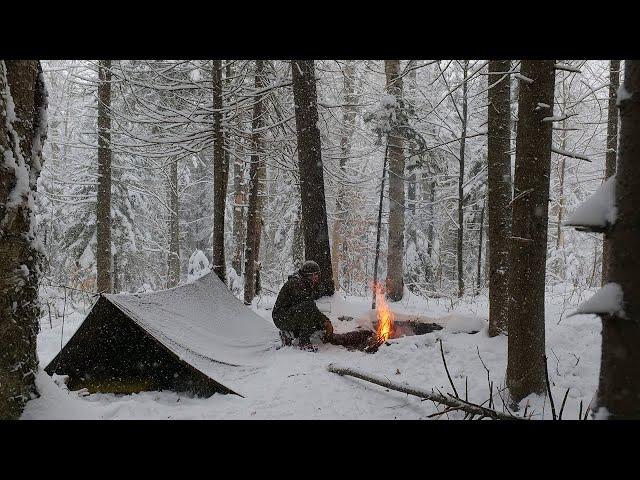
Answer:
[{"xmin": 1, "ymin": 59, "xmax": 639, "ymax": 420}]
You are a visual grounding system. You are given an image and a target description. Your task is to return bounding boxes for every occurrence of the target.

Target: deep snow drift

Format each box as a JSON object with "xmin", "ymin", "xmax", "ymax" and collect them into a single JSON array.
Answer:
[{"xmin": 23, "ymin": 285, "xmax": 601, "ymax": 420}]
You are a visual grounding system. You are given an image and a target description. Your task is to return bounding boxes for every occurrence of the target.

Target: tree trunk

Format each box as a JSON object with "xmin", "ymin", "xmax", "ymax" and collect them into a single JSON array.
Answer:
[
  {"xmin": 597, "ymin": 60, "xmax": 640, "ymax": 418},
  {"xmin": 0, "ymin": 60, "xmax": 47, "ymax": 419},
  {"xmin": 166, "ymin": 157, "xmax": 180, "ymax": 287},
  {"xmin": 331, "ymin": 60, "xmax": 357, "ymax": 291},
  {"xmin": 602, "ymin": 59, "xmax": 620, "ymax": 285},
  {"xmin": 476, "ymin": 202, "xmax": 485, "ymax": 293},
  {"xmin": 553, "ymin": 79, "xmax": 570, "ymax": 279},
  {"xmin": 457, "ymin": 60, "xmax": 469, "ymax": 298},
  {"xmin": 487, "ymin": 59, "xmax": 512, "ymax": 336},
  {"xmin": 96, "ymin": 59, "xmax": 112, "ymax": 294},
  {"xmin": 231, "ymin": 85, "xmax": 246, "ymax": 276},
  {"xmin": 384, "ymin": 59, "xmax": 405, "ymax": 301},
  {"xmin": 291, "ymin": 60, "xmax": 335, "ymax": 297},
  {"xmin": 244, "ymin": 60, "xmax": 265, "ymax": 305},
  {"xmin": 406, "ymin": 61, "xmax": 418, "ymax": 250},
  {"xmin": 212, "ymin": 60, "xmax": 228, "ymax": 284},
  {"xmin": 292, "ymin": 199, "xmax": 304, "ymax": 267},
  {"xmin": 506, "ymin": 60, "xmax": 555, "ymax": 403}
]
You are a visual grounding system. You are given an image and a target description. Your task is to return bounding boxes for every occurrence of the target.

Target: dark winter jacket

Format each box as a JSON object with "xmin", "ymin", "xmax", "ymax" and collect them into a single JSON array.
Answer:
[{"xmin": 272, "ymin": 272, "xmax": 328, "ymax": 331}]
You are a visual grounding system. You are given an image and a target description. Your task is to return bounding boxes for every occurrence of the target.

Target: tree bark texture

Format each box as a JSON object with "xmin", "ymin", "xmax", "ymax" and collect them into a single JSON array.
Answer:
[
  {"xmin": 384, "ymin": 59, "xmax": 405, "ymax": 301},
  {"xmin": 96, "ymin": 59, "xmax": 112, "ymax": 294},
  {"xmin": 166, "ymin": 157, "xmax": 180, "ymax": 287},
  {"xmin": 244, "ymin": 60, "xmax": 266, "ymax": 304},
  {"xmin": 506, "ymin": 60, "xmax": 555, "ymax": 403},
  {"xmin": 487, "ymin": 60, "xmax": 512, "ymax": 336},
  {"xmin": 0, "ymin": 60, "xmax": 47, "ymax": 419},
  {"xmin": 291, "ymin": 60, "xmax": 335, "ymax": 297},
  {"xmin": 602, "ymin": 59, "xmax": 620, "ymax": 285},
  {"xmin": 597, "ymin": 60, "xmax": 640, "ymax": 418},
  {"xmin": 212, "ymin": 60, "xmax": 228, "ymax": 284},
  {"xmin": 456, "ymin": 60, "xmax": 469, "ymax": 298}
]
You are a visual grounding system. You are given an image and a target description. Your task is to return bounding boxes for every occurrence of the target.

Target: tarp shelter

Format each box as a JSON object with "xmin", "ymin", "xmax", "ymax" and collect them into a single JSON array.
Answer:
[{"xmin": 45, "ymin": 273, "xmax": 279, "ymax": 397}]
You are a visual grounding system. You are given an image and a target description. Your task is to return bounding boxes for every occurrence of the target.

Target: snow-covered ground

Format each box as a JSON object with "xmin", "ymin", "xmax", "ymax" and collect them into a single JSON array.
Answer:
[{"xmin": 23, "ymin": 285, "xmax": 601, "ymax": 420}]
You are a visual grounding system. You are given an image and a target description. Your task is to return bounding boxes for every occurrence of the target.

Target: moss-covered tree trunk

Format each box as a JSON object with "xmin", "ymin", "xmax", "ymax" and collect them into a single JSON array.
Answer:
[{"xmin": 0, "ymin": 60, "xmax": 48, "ymax": 419}]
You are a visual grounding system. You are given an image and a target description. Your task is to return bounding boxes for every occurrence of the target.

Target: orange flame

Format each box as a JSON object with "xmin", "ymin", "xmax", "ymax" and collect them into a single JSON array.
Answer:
[{"xmin": 374, "ymin": 282, "xmax": 395, "ymax": 342}]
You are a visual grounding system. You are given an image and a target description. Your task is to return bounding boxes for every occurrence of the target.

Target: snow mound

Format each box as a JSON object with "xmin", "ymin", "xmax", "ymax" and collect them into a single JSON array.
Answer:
[
  {"xmin": 574, "ymin": 283, "xmax": 626, "ymax": 318},
  {"xmin": 440, "ymin": 313, "xmax": 487, "ymax": 333},
  {"xmin": 187, "ymin": 249, "xmax": 211, "ymax": 282},
  {"xmin": 565, "ymin": 176, "xmax": 616, "ymax": 230}
]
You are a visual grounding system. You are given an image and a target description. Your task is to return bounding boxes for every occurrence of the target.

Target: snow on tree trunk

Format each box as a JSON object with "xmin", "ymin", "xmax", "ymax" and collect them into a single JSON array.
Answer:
[
  {"xmin": 596, "ymin": 60, "xmax": 640, "ymax": 418},
  {"xmin": 291, "ymin": 60, "xmax": 335, "ymax": 297},
  {"xmin": 0, "ymin": 60, "xmax": 47, "ymax": 419},
  {"xmin": 506, "ymin": 60, "xmax": 555, "ymax": 403},
  {"xmin": 602, "ymin": 59, "xmax": 620, "ymax": 285},
  {"xmin": 384, "ymin": 59, "xmax": 405, "ymax": 302},
  {"xmin": 96, "ymin": 59, "xmax": 112, "ymax": 294},
  {"xmin": 487, "ymin": 59, "xmax": 512, "ymax": 336},
  {"xmin": 244, "ymin": 60, "xmax": 266, "ymax": 304},
  {"xmin": 212, "ymin": 60, "xmax": 228, "ymax": 285}
]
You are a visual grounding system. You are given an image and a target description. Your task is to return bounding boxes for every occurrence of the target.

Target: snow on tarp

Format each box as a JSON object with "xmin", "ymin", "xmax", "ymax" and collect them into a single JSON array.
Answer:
[
  {"xmin": 565, "ymin": 175, "xmax": 616, "ymax": 231},
  {"xmin": 104, "ymin": 272, "xmax": 279, "ymax": 389}
]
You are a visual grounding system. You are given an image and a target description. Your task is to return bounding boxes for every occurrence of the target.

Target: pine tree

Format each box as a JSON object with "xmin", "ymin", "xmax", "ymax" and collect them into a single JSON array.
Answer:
[
  {"xmin": 602, "ymin": 59, "xmax": 620, "ymax": 285},
  {"xmin": 487, "ymin": 60, "xmax": 512, "ymax": 336},
  {"xmin": 506, "ymin": 60, "xmax": 555, "ymax": 403},
  {"xmin": 96, "ymin": 59, "xmax": 112, "ymax": 293},
  {"xmin": 384, "ymin": 59, "xmax": 405, "ymax": 301},
  {"xmin": 244, "ymin": 60, "xmax": 266, "ymax": 304},
  {"xmin": 291, "ymin": 59, "xmax": 335, "ymax": 296},
  {"xmin": 212, "ymin": 60, "xmax": 228, "ymax": 284},
  {"xmin": 0, "ymin": 60, "xmax": 48, "ymax": 419}
]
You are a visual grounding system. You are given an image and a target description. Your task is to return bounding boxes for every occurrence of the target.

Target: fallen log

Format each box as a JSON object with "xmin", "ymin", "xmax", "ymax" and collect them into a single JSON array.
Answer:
[{"xmin": 327, "ymin": 363, "xmax": 522, "ymax": 420}]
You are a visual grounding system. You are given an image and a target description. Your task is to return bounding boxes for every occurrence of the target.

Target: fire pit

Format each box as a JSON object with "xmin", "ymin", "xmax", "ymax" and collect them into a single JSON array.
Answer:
[{"xmin": 344, "ymin": 284, "xmax": 443, "ymax": 353}]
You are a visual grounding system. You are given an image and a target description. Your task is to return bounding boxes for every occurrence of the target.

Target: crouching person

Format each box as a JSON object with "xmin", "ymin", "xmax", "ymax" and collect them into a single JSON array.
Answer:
[{"xmin": 272, "ymin": 261, "xmax": 333, "ymax": 351}]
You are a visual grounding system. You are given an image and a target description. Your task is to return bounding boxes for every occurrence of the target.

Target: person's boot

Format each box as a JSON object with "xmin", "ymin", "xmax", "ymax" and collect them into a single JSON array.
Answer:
[
  {"xmin": 279, "ymin": 331, "xmax": 293, "ymax": 347},
  {"xmin": 298, "ymin": 335, "xmax": 317, "ymax": 352}
]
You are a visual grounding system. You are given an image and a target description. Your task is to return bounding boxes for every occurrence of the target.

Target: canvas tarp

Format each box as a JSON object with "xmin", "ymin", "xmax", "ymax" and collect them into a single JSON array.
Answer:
[{"xmin": 47, "ymin": 272, "xmax": 280, "ymax": 396}]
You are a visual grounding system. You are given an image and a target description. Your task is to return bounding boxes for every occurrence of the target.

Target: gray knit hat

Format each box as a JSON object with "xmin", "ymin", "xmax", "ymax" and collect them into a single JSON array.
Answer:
[{"xmin": 299, "ymin": 260, "xmax": 320, "ymax": 276}]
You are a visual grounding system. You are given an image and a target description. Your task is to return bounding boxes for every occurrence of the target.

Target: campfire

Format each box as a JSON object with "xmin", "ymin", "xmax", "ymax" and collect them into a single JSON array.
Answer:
[
  {"xmin": 331, "ymin": 282, "xmax": 443, "ymax": 354},
  {"xmin": 373, "ymin": 282, "xmax": 394, "ymax": 343}
]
